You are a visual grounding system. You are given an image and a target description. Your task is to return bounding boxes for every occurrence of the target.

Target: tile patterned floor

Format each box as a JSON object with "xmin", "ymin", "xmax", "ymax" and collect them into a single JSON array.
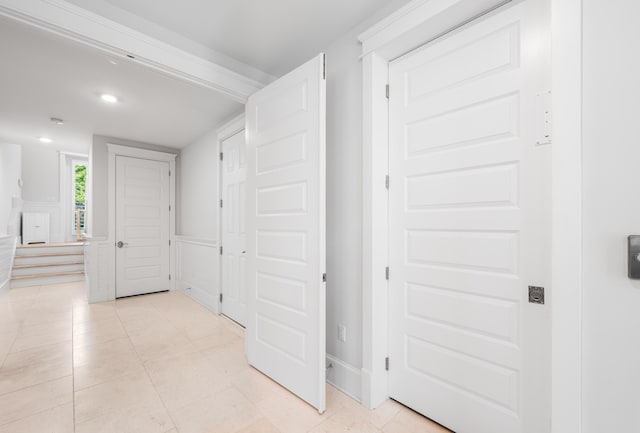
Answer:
[{"xmin": 0, "ymin": 282, "xmax": 451, "ymax": 433}]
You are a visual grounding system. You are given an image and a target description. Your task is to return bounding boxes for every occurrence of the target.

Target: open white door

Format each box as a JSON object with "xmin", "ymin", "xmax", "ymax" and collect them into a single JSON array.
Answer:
[
  {"xmin": 115, "ymin": 156, "xmax": 170, "ymax": 298},
  {"xmin": 221, "ymin": 130, "xmax": 248, "ymax": 326},
  {"xmin": 245, "ymin": 53, "xmax": 326, "ymax": 412}
]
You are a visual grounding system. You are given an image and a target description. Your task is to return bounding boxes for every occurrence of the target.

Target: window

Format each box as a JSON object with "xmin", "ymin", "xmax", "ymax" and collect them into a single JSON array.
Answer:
[{"xmin": 72, "ymin": 160, "xmax": 87, "ymax": 237}]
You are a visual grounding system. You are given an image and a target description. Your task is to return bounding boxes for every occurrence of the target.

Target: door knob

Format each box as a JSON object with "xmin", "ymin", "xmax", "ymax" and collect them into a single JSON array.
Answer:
[{"xmin": 116, "ymin": 241, "xmax": 128, "ymax": 248}]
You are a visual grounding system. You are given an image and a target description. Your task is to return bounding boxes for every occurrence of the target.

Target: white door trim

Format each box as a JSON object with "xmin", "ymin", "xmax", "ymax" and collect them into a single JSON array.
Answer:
[
  {"xmin": 359, "ymin": 2, "xmax": 583, "ymax": 432},
  {"xmin": 216, "ymin": 114, "xmax": 245, "ymax": 313},
  {"xmin": 0, "ymin": 0, "xmax": 268, "ymax": 102},
  {"xmin": 107, "ymin": 143, "xmax": 177, "ymax": 300}
]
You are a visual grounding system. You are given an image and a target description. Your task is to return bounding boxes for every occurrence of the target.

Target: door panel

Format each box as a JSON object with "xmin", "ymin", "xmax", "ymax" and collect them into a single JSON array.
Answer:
[
  {"xmin": 388, "ymin": 2, "xmax": 550, "ymax": 433},
  {"xmin": 115, "ymin": 156, "xmax": 170, "ymax": 298},
  {"xmin": 221, "ymin": 130, "xmax": 248, "ymax": 325},
  {"xmin": 246, "ymin": 53, "xmax": 326, "ymax": 413}
]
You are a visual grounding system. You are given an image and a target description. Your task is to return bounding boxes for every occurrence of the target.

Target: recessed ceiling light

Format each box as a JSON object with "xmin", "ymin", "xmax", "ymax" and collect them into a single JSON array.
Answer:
[
  {"xmin": 100, "ymin": 93, "xmax": 118, "ymax": 103},
  {"xmin": 39, "ymin": 137, "xmax": 52, "ymax": 143},
  {"xmin": 50, "ymin": 117, "xmax": 64, "ymax": 125}
]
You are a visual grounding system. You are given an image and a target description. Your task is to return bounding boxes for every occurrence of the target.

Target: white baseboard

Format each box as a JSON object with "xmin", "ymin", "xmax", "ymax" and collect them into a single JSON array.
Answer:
[
  {"xmin": 179, "ymin": 281, "xmax": 219, "ymax": 314},
  {"xmin": 326, "ymin": 354, "xmax": 362, "ymax": 402}
]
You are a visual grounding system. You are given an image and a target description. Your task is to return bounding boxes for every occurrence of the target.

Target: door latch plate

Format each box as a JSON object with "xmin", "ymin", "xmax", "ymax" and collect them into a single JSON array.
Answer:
[{"xmin": 528, "ymin": 286, "xmax": 545, "ymax": 304}]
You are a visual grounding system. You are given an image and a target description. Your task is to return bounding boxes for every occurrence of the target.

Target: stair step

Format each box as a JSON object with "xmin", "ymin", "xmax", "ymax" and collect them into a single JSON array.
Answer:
[
  {"xmin": 11, "ymin": 270, "xmax": 84, "ymax": 281},
  {"xmin": 13, "ymin": 254, "xmax": 84, "ymax": 266},
  {"xmin": 12, "ymin": 260, "xmax": 84, "ymax": 269},
  {"xmin": 15, "ymin": 251, "xmax": 83, "ymax": 258},
  {"xmin": 18, "ymin": 242, "xmax": 84, "ymax": 248},
  {"xmin": 16, "ymin": 243, "xmax": 84, "ymax": 256},
  {"xmin": 11, "ymin": 271, "xmax": 84, "ymax": 281},
  {"xmin": 12, "ymin": 263, "xmax": 85, "ymax": 277},
  {"xmin": 10, "ymin": 272, "xmax": 85, "ymax": 289}
]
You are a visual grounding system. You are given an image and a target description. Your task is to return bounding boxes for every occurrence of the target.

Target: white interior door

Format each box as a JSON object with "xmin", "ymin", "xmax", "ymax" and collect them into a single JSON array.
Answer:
[
  {"xmin": 246, "ymin": 54, "xmax": 326, "ymax": 412},
  {"xmin": 221, "ymin": 130, "xmax": 248, "ymax": 325},
  {"xmin": 388, "ymin": 2, "xmax": 550, "ymax": 433},
  {"xmin": 116, "ymin": 156, "xmax": 170, "ymax": 298}
]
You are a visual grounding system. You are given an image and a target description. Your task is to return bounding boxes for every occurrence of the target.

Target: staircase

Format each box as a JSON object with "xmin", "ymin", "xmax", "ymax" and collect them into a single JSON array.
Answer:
[{"xmin": 11, "ymin": 242, "xmax": 85, "ymax": 288}]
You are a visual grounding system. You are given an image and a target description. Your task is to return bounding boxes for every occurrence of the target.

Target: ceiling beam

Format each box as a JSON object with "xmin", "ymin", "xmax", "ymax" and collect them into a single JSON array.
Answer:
[{"xmin": 0, "ymin": 0, "xmax": 265, "ymax": 103}]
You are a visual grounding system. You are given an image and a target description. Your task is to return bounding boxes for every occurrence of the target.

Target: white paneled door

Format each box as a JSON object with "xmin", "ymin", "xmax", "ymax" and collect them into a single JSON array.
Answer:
[
  {"xmin": 115, "ymin": 156, "xmax": 170, "ymax": 298},
  {"xmin": 221, "ymin": 130, "xmax": 248, "ymax": 326},
  {"xmin": 246, "ymin": 54, "xmax": 326, "ymax": 413},
  {"xmin": 388, "ymin": 2, "xmax": 550, "ymax": 433}
]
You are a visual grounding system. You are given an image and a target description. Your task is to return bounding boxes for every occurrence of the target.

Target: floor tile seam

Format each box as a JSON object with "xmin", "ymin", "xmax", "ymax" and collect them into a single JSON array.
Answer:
[
  {"xmin": 10, "ymin": 338, "xmax": 73, "ymax": 355},
  {"xmin": 71, "ymin": 305, "xmax": 77, "ymax": 433},
  {"xmin": 0, "ymin": 332, "xmax": 19, "ymax": 369},
  {"xmin": 115, "ymin": 306, "xmax": 180, "ymax": 431},
  {"xmin": 0, "ymin": 400, "xmax": 72, "ymax": 428},
  {"xmin": 0, "ymin": 373, "xmax": 73, "ymax": 400},
  {"xmin": 137, "ymin": 339, "xmax": 180, "ymax": 433}
]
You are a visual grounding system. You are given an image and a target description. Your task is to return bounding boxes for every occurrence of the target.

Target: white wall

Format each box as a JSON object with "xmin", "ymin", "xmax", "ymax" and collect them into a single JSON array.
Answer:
[
  {"xmin": 176, "ymin": 127, "xmax": 220, "ymax": 312},
  {"xmin": 19, "ymin": 143, "xmax": 66, "ymax": 242},
  {"xmin": 321, "ymin": 0, "xmax": 420, "ymax": 399},
  {"xmin": 177, "ymin": 129, "xmax": 218, "ymax": 239},
  {"xmin": 88, "ymin": 135, "xmax": 179, "ymax": 238},
  {"xmin": 582, "ymin": 1, "xmax": 640, "ymax": 431},
  {"xmin": 0, "ymin": 143, "xmax": 22, "ymax": 236},
  {"xmin": 21, "ymin": 144, "xmax": 59, "ymax": 202}
]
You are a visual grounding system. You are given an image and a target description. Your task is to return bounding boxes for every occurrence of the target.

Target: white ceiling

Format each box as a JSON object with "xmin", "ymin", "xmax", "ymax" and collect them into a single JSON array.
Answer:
[
  {"xmin": 0, "ymin": 0, "xmax": 409, "ymax": 154},
  {"xmin": 0, "ymin": 15, "xmax": 243, "ymax": 153},
  {"xmin": 64, "ymin": 0, "xmax": 400, "ymax": 77}
]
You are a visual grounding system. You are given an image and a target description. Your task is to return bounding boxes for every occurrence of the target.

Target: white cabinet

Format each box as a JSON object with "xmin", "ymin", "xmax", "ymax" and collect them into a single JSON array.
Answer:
[{"xmin": 22, "ymin": 212, "xmax": 50, "ymax": 244}]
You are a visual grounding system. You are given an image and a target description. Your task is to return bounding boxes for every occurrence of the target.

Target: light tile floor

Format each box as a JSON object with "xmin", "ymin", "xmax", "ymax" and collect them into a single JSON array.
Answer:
[{"xmin": 0, "ymin": 282, "xmax": 451, "ymax": 433}]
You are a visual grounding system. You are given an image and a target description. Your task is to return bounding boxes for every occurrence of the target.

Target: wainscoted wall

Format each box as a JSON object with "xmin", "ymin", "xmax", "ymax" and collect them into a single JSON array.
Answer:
[
  {"xmin": 84, "ymin": 237, "xmax": 113, "ymax": 303},
  {"xmin": 176, "ymin": 236, "xmax": 219, "ymax": 313},
  {"xmin": 22, "ymin": 201, "xmax": 63, "ymax": 243},
  {"xmin": 0, "ymin": 235, "xmax": 17, "ymax": 294}
]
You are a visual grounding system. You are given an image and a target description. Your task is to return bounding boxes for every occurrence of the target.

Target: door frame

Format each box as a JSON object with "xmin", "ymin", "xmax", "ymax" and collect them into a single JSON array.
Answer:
[
  {"xmin": 358, "ymin": 2, "xmax": 583, "ymax": 433},
  {"xmin": 106, "ymin": 144, "xmax": 177, "ymax": 300},
  {"xmin": 216, "ymin": 114, "xmax": 245, "ymax": 314}
]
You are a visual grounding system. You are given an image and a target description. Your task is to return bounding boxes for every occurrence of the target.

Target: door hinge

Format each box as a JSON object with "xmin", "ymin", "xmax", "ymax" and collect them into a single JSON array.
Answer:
[
  {"xmin": 219, "ymin": 293, "xmax": 223, "ymax": 303},
  {"xmin": 385, "ymin": 84, "xmax": 389, "ymax": 99},
  {"xmin": 168, "ymin": 240, "xmax": 171, "ymax": 246},
  {"xmin": 169, "ymin": 205, "xmax": 171, "ymax": 211},
  {"xmin": 322, "ymin": 273, "xmax": 326, "ymax": 283},
  {"xmin": 220, "ymin": 246, "xmax": 223, "ymax": 255},
  {"xmin": 385, "ymin": 266, "xmax": 389, "ymax": 280},
  {"xmin": 385, "ymin": 357, "xmax": 389, "ymax": 371},
  {"xmin": 220, "ymin": 152, "xmax": 223, "ymax": 161},
  {"xmin": 169, "ymin": 169, "xmax": 171, "ymax": 176},
  {"xmin": 385, "ymin": 175, "xmax": 389, "ymax": 189},
  {"xmin": 322, "ymin": 53, "xmax": 326, "ymax": 80},
  {"xmin": 220, "ymin": 199, "xmax": 223, "ymax": 208},
  {"xmin": 168, "ymin": 274, "xmax": 171, "ymax": 281}
]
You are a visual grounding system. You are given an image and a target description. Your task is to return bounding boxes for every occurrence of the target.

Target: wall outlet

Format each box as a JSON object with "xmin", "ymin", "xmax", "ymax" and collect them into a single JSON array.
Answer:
[{"xmin": 337, "ymin": 324, "xmax": 347, "ymax": 342}]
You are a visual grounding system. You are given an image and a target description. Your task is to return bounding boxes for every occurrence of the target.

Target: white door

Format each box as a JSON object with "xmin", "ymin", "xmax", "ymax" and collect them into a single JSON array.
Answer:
[
  {"xmin": 388, "ymin": 2, "xmax": 550, "ymax": 433},
  {"xmin": 221, "ymin": 130, "xmax": 248, "ymax": 325},
  {"xmin": 246, "ymin": 54, "xmax": 326, "ymax": 412},
  {"xmin": 115, "ymin": 156, "xmax": 171, "ymax": 298}
]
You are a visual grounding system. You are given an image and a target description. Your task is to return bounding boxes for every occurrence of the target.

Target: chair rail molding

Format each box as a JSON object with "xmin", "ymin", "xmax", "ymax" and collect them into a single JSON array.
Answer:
[{"xmin": 0, "ymin": 0, "xmax": 266, "ymax": 102}]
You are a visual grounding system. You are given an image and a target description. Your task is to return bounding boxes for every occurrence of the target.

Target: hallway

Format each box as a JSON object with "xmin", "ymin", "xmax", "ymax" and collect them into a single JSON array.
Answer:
[{"xmin": 0, "ymin": 282, "xmax": 449, "ymax": 433}]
